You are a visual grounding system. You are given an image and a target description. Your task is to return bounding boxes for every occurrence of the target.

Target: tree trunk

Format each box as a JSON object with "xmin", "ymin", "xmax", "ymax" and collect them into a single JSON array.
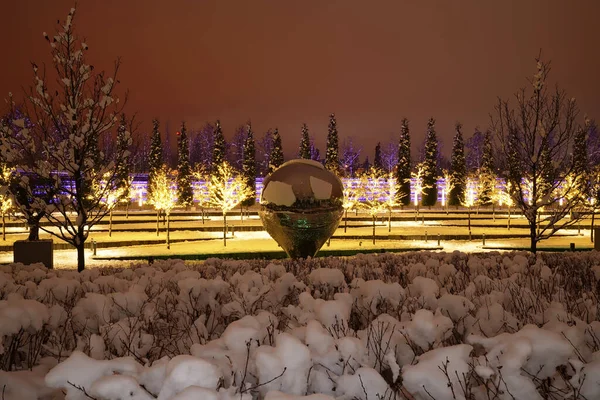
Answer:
[
  {"xmin": 508, "ymin": 206, "xmax": 511, "ymax": 230},
  {"xmin": 468, "ymin": 207, "xmax": 471, "ymax": 232},
  {"xmin": 109, "ymin": 209, "xmax": 113, "ymax": 237},
  {"xmin": 166, "ymin": 212, "xmax": 170, "ymax": 249},
  {"xmin": 388, "ymin": 209, "xmax": 392, "ymax": 232},
  {"xmin": 530, "ymin": 221, "xmax": 537, "ymax": 253},
  {"xmin": 591, "ymin": 211, "xmax": 595, "ymax": 243},
  {"xmin": 372, "ymin": 215, "xmax": 376, "ymax": 245},
  {"xmin": 162, "ymin": 210, "xmax": 166, "ymax": 225},
  {"xmin": 344, "ymin": 209, "xmax": 348, "ymax": 233},
  {"xmin": 240, "ymin": 206, "xmax": 243, "ymax": 222},
  {"xmin": 2, "ymin": 212, "xmax": 5, "ymax": 241},
  {"xmin": 126, "ymin": 202, "xmax": 129, "ymax": 219},
  {"xmin": 493, "ymin": 203, "xmax": 496, "ymax": 222},
  {"xmin": 156, "ymin": 211, "xmax": 160, "ymax": 236},
  {"xmin": 201, "ymin": 207, "xmax": 205, "ymax": 224},
  {"xmin": 76, "ymin": 237, "xmax": 86, "ymax": 272},
  {"xmin": 223, "ymin": 213, "xmax": 227, "ymax": 247}
]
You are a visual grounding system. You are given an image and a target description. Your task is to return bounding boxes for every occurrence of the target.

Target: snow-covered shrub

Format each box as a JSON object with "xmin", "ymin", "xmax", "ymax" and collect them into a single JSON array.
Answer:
[{"xmin": 0, "ymin": 251, "xmax": 597, "ymax": 399}]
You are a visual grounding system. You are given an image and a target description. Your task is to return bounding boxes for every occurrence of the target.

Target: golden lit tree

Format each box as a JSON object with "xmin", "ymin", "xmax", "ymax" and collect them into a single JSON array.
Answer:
[
  {"xmin": 463, "ymin": 176, "xmax": 476, "ymax": 236},
  {"xmin": 493, "ymin": 180, "xmax": 515, "ymax": 229},
  {"xmin": 358, "ymin": 171, "xmax": 388, "ymax": 244},
  {"xmin": 384, "ymin": 173, "xmax": 402, "ymax": 232},
  {"xmin": 440, "ymin": 169, "xmax": 455, "ymax": 215},
  {"xmin": 97, "ymin": 173, "xmax": 126, "ymax": 238},
  {"xmin": 207, "ymin": 162, "xmax": 252, "ymax": 246},
  {"xmin": 148, "ymin": 166, "xmax": 177, "ymax": 248},
  {"xmin": 342, "ymin": 178, "xmax": 362, "ymax": 233},
  {"xmin": 192, "ymin": 165, "xmax": 210, "ymax": 224},
  {"xmin": 411, "ymin": 162, "xmax": 432, "ymax": 216}
]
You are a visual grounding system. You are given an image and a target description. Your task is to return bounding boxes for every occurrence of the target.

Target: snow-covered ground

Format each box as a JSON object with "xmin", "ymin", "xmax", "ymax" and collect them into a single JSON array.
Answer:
[{"xmin": 0, "ymin": 251, "xmax": 599, "ymax": 399}]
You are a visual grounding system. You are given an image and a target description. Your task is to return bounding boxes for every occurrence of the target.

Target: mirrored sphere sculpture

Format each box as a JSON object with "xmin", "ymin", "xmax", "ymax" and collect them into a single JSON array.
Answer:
[{"xmin": 259, "ymin": 159, "xmax": 344, "ymax": 259}]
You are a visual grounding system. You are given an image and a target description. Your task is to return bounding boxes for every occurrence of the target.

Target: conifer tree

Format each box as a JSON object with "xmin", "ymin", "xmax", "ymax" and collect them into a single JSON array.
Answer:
[
  {"xmin": 572, "ymin": 122, "xmax": 589, "ymax": 197},
  {"xmin": 373, "ymin": 142, "xmax": 383, "ymax": 176},
  {"xmin": 242, "ymin": 122, "xmax": 256, "ymax": 206},
  {"xmin": 212, "ymin": 120, "xmax": 226, "ymax": 172},
  {"xmin": 148, "ymin": 119, "xmax": 163, "ymax": 198},
  {"xmin": 325, "ymin": 113, "xmax": 339, "ymax": 173},
  {"xmin": 177, "ymin": 122, "xmax": 193, "ymax": 207},
  {"xmin": 299, "ymin": 123, "xmax": 311, "ymax": 159},
  {"xmin": 396, "ymin": 118, "xmax": 411, "ymax": 205},
  {"xmin": 449, "ymin": 122, "xmax": 466, "ymax": 206},
  {"xmin": 422, "ymin": 118, "xmax": 439, "ymax": 206},
  {"xmin": 477, "ymin": 130, "xmax": 495, "ymax": 205},
  {"xmin": 268, "ymin": 128, "xmax": 284, "ymax": 174}
]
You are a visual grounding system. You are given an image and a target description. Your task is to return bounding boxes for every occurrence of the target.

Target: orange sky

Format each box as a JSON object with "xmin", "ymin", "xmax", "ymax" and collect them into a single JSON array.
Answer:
[{"xmin": 0, "ymin": 0, "xmax": 598, "ymax": 159}]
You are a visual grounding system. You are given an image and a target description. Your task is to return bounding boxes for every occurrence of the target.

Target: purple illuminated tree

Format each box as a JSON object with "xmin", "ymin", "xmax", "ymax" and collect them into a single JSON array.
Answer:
[{"xmin": 340, "ymin": 137, "xmax": 361, "ymax": 177}]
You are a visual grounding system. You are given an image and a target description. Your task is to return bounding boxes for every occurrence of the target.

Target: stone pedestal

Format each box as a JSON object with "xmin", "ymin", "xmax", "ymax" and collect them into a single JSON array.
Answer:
[{"xmin": 14, "ymin": 239, "xmax": 53, "ymax": 269}]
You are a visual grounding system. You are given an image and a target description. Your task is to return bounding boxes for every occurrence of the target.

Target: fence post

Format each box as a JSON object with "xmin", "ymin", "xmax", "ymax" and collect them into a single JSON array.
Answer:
[
  {"xmin": 482, "ymin": 233, "xmax": 486, "ymax": 246},
  {"xmin": 92, "ymin": 239, "xmax": 97, "ymax": 256},
  {"xmin": 437, "ymin": 234, "xmax": 440, "ymax": 246}
]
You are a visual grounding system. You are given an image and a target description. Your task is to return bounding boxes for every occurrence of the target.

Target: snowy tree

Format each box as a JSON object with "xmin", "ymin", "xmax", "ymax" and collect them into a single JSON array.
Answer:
[
  {"xmin": 373, "ymin": 142, "xmax": 383, "ymax": 176},
  {"xmin": 325, "ymin": 113, "xmax": 339, "ymax": 173},
  {"xmin": 207, "ymin": 162, "xmax": 252, "ymax": 246},
  {"xmin": 493, "ymin": 56, "xmax": 585, "ymax": 253},
  {"xmin": 448, "ymin": 122, "xmax": 466, "ymax": 206},
  {"xmin": 241, "ymin": 122, "xmax": 256, "ymax": 207},
  {"xmin": 0, "ymin": 8, "xmax": 132, "ymax": 271},
  {"xmin": 0, "ymin": 165, "xmax": 13, "ymax": 240},
  {"xmin": 115, "ymin": 114, "xmax": 132, "ymax": 200},
  {"xmin": 191, "ymin": 122, "xmax": 215, "ymax": 170},
  {"xmin": 212, "ymin": 120, "xmax": 227, "ymax": 173},
  {"xmin": 421, "ymin": 118, "xmax": 439, "ymax": 207},
  {"xmin": 380, "ymin": 140, "xmax": 399, "ymax": 174},
  {"xmin": 229, "ymin": 124, "xmax": 246, "ymax": 171},
  {"xmin": 299, "ymin": 123, "xmax": 311, "ymax": 159},
  {"xmin": 148, "ymin": 119, "xmax": 163, "ymax": 196},
  {"xmin": 176, "ymin": 122, "xmax": 193, "ymax": 207},
  {"xmin": 465, "ymin": 128, "xmax": 484, "ymax": 173},
  {"xmin": 476, "ymin": 130, "xmax": 495, "ymax": 206},
  {"xmin": 268, "ymin": 128, "xmax": 284, "ymax": 174},
  {"xmin": 440, "ymin": 169, "xmax": 454, "ymax": 213},
  {"xmin": 340, "ymin": 137, "xmax": 361, "ymax": 177},
  {"xmin": 396, "ymin": 118, "xmax": 411, "ymax": 206},
  {"xmin": 148, "ymin": 165, "xmax": 177, "ymax": 248},
  {"xmin": 257, "ymin": 129, "xmax": 274, "ymax": 176},
  {"xmin": 310, "ymin": 136, "xmax": 321, "ymax": 161}
]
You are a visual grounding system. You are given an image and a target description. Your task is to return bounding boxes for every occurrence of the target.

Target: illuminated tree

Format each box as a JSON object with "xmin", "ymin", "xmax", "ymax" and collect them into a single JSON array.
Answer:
[
  {"xmin": 325, "ymin": 113, "xmax": 339, "ymax": 173},
  {"xmin": 192, "ymin": 166, "xmax": 210, "ymax": 224},
  {"xmin": 440, "ymin": 169, "xmax": 454, "ymax": 214},
  {"xmin": 464, "ymin": 176, "xmax": 476, "ymax": 236},
  {"xmin": 148, "ymin": 166, "xmax": 177, "ymax": 248},
  {"xmin": 411, "ymin": 162, "xmax": 431, "ymax": 210},
  {"xmin": 340, "ymin": 137, "xmax": 361, "ymax": 178},
  {"xmin": 177, "ymin": 122, "xmax": 193, "ymax": 207},
  {"xmin": 422, "ymin": 118, "xmax": 439, "ymax": 207},
  {"xmin": 493, "ymin": 56, "xmax": 585, "ymax": 253},
  {"xmin": 97, "ymin": 173, "xmax": 126, "ymax": 237},
  {"xmin": 299, "ymin": 123, "xmax": 311, "ymax": 159},
  {"xmin": 380, "ymin": 140, "xmax": 399, "ymax": 174},
  {"xmin": 492, "ymin": 181, "xmax": 515, "ymax": 229},
  {"xmin": 358, "ymin": 171, "xmax": 388, "ymax": 244},
  {"xmin": 342, "ymin": 178, "xmax": 362, "ymax": 232},
  {"xmin": 148, "ymin": 119, "xmax": 162, "ymax": 197},
  {"xmin": 449, "ymin": 122, "xmax": 466, "ymax": 206},
  {"xmin": 207, "ymin": 162, "xmax": 252, "ymax": 246},
  {"xmin": 0, "ymin": 8, "xmax": 132, "ymax": 271},
  {"xmin": 384, "ymin": 173, "xmax": 402, "ymax": 232},
  {"xmin": 268, "ymin": 128, "xmax": 284, "ymax": 174},
  {"xmin": 241, "ymin": 122, "xmax": 256, "ymax": 207},
  {"xmin": 396, "ymin": 118, "xmax": 411, "ymax": 206},
  {"xmin": 476, "ymin": 130, "xmax": 495, "ymax": 206}
]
